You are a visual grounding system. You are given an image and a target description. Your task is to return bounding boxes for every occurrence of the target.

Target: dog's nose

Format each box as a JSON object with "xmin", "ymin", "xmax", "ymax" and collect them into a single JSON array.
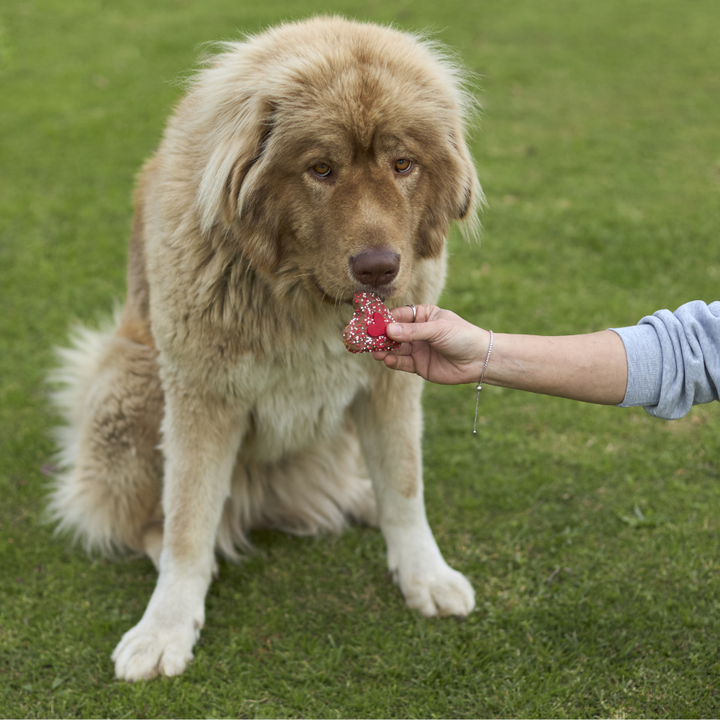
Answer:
[{"xmin": 350, "ymin": 249, "xmax": 400, "ymax": 288}]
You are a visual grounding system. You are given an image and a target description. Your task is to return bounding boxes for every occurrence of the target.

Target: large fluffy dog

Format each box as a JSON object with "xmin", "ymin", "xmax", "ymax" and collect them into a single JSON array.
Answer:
[{"xmin": 50, "ymin": 16, "xmax": 482, "ymax": 680}]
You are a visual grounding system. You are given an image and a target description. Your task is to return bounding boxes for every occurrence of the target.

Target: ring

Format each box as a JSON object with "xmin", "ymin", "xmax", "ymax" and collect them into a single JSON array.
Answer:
[{"xmin": 407, "ymin": 304, "xmax": 417, "ymax": 323}]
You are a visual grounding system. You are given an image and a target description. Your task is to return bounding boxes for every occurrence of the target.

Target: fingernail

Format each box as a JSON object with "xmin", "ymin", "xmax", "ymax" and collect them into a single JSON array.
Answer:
[{"xmin": 386, "ymin": 323, "xmax": 403, "ymax": 339}]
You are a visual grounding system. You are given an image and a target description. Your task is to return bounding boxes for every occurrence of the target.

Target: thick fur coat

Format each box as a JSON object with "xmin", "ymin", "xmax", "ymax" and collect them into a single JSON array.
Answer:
[{"xmin": 49, "ymin": 16, "xmax": 482, "ymax": 680}]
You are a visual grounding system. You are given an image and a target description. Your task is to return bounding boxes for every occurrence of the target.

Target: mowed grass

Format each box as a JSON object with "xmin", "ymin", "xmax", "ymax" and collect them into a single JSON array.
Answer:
[{"xmin": 2, "ymin": 0, "xmax": 720, "ymax": 716}]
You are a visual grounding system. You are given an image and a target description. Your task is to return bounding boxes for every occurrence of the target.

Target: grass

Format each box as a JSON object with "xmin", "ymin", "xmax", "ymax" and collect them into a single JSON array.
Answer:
[{"xmin": 2, "ymin": 0, "xmax": 720, "ymax": 716}]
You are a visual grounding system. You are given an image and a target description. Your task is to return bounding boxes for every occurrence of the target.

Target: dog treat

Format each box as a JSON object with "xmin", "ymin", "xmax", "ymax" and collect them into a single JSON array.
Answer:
[{"xmin": 343, "ymin": 292, "xmax": 401, "ymax": 354}]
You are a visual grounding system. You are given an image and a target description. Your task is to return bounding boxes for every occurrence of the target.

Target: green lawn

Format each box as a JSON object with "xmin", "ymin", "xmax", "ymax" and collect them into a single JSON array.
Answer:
[{"xmin": 2, "ymin": 0, "xmax": 720, "ymax": 716}]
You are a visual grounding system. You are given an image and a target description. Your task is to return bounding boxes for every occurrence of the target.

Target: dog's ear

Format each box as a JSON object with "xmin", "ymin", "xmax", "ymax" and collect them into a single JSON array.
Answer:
[
  {"xmin": 416, "ymin": 129, "xmax": 482, "ymax": 259},
  {"xmin": 457, "ymin": 176, "xmax": 477, "ymax": 221},
  {"xmin": 450, "ymin": 128, "xmax": 483, "ymax": 229},
  {"xmin": 196, "ymin": 98, "xmax": 281, "ymax": 272},
  {"xmin": 221, "ymin": 121, "xmax": 273, "ymax": 225},
  {"xmin": 225, "ymin": 127, "xmax": 284, "ymax": 272}
]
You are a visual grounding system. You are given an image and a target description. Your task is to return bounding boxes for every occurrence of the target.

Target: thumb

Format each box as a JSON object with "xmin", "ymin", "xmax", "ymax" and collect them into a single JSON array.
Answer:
[{"xmin": 386, "ymin": 320, "xmax": 442, "ymax": 343}]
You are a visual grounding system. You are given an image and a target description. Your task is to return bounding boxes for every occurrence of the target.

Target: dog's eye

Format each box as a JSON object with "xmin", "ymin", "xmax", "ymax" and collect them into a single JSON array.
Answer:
[
  {"xmin": 394, "ymin": 158, "xmax": 413, "ymax": 173},
  {"xmin": 312, "ymin": 163, "xmax": 332, "ymax": 178}
]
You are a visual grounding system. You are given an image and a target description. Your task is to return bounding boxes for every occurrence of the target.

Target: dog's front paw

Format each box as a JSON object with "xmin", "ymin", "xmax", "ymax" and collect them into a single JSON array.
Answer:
[
  {"xmin": 399, "ymin": 563, "xmax": 475, "ymax": 618},
  {"xmin": 111, "ymin": 616, "xmax": 201, "ymax": 681},
  {"xmin": 387, "ymin": 531, "xmax": 475, "ymax": 618}
]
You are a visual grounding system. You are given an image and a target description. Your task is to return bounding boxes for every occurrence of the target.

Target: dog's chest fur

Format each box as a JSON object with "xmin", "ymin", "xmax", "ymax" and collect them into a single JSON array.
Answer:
[{"xmin": 227, "ymin": 329, "xmax": 373, "ymax": 463}]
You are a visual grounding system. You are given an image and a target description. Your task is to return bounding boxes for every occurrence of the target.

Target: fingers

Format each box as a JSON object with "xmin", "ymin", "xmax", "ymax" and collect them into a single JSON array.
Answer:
[
  {"xmin": 371, "ymin": 344, "xmax": 416, "ymax": 373},
  {"xmin": 371, "ymin": 342, "xmax": 413, "ymax": 361},
  {"xmin": 380, "ymin": 351, "xmax": 417, "ymax": 374},
  {"xmin": 388, "ymin": 304, "xmax": 438, "ymax": 324},
  {"xmin": 388, "ymin": 306, "xmax": 414, "ymax": 323}
]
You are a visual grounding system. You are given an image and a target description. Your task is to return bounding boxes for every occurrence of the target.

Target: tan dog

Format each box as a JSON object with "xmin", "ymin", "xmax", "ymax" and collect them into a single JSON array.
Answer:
[{"xmin": 49, "ymin": 16, "xmax": 482, "ymax": 680}]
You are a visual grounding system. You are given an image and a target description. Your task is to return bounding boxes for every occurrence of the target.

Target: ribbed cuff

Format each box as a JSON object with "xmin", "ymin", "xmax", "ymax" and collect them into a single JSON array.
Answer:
[{"xmin": 609, "ymin": 325, "xmax": 663, "ymax": 408}]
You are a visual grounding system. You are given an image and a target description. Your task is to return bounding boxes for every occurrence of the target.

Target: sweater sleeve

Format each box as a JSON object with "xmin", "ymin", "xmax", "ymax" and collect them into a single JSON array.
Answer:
[{"xmin": 610, "ymin": 300, "xmax": 720, "ymax": 420}]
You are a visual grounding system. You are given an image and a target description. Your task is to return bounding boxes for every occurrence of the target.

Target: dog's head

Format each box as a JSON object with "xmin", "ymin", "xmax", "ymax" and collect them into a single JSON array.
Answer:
[{"xmin": 191, "ymin": 17, "xmax": 482, "ymax": 304}]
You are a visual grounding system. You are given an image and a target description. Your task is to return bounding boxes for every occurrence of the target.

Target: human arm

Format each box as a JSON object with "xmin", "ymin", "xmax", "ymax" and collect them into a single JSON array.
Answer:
[
  {"xmin": 373, "ymin": 305, "xmax": 628, "ymax": 405},
  {"xmin": 375, "ymin": 300, "xmax": 720, "ymax": 418}
]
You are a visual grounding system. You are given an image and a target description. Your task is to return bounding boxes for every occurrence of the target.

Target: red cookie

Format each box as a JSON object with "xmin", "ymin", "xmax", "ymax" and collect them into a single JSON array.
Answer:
[{"xmin": 343, "ymin": 292, "xmax": 401, "ymax": 354}]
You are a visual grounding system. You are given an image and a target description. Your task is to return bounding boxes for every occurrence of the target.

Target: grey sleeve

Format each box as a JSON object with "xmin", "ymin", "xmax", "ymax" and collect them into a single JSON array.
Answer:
[{"xmin": 610, "ymin": 300, "xmax": 720, "ymax": 420}]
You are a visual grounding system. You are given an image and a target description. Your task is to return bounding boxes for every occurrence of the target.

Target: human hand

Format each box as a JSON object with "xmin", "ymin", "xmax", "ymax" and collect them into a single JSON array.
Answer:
[{"xmin": 372, "ymin": 305, "xmax": 491, "ymax": 385}]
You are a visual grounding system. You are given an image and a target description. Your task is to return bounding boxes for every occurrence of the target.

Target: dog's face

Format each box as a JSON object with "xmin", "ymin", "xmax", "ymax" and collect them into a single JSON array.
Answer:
[{"xmin": 194, "ymin": 18, "xmax": 481, "ymax": 305}]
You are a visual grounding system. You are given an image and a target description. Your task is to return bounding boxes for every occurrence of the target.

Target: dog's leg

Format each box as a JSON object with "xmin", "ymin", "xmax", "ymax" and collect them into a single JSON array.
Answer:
[
  {"xmin": 352, "ymin": 370, "xmax": 474, "ymax": 617},
  {"xmin": 112, "ymin": 386, "xmax": 245, "ymax": 681}
]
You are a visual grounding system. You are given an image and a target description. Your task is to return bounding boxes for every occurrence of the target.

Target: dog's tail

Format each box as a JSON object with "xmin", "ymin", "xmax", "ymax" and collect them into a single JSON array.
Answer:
[
  {"xmin": 48, "ymin": 313, "xmax": 119, "ymax": 450},
  {"xmin": 46, "ymin": 311, "xmax": 164, "ymax": 558},
  {"xmin": 47, "ymin": 314, "xmax": 121, "ymax": 554}
]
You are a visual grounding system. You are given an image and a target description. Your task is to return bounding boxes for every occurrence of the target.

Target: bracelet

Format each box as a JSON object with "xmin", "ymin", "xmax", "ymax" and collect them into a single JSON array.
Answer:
[{"xmin": 472, "ymin": 330, "xmax": 493, "ymax": 435}]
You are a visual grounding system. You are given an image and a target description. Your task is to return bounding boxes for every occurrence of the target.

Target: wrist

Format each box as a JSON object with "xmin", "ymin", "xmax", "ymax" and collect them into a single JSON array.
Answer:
[
  {"xmin": 457, "ymin": 326, "xmax": 494, "ymax": 385},
  {"xmin": 475, "ymin": 331, "xmax": 514, "ymax": 388},
  {"xmin": 477, "ymin": 332, "xmax": 514, "ymax": 388},
  {"xmin": 476, "ymin": 329, "xmax": 494, "ymax": 385}
]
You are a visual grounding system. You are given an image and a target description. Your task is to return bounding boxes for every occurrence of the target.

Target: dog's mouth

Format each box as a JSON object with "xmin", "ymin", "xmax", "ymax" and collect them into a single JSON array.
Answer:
[
  {"xmin": 311, "ymin": 276, "xmax": 395, "ymax": 306},
  {"xmin": 310, "ymin": 277, "xmax": 351, "ymax": 305}
]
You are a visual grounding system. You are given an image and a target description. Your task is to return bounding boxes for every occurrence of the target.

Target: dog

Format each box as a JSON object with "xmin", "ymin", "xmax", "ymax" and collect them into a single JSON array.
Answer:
[{"xmin": 49, "ymin": 16, "xmax": 482, "ymax": 680}]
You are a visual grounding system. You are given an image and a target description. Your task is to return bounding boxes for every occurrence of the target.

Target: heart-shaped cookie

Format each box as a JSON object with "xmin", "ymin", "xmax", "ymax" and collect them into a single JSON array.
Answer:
[{"xmin": 343, "ymin": 292, "xmax": 401, "ymax": 354}]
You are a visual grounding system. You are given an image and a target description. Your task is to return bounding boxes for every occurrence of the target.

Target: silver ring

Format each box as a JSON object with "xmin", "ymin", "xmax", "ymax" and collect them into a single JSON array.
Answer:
[{"xmin": 408, "ymin": 304, "xmax": 417, "ymax": 323}]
